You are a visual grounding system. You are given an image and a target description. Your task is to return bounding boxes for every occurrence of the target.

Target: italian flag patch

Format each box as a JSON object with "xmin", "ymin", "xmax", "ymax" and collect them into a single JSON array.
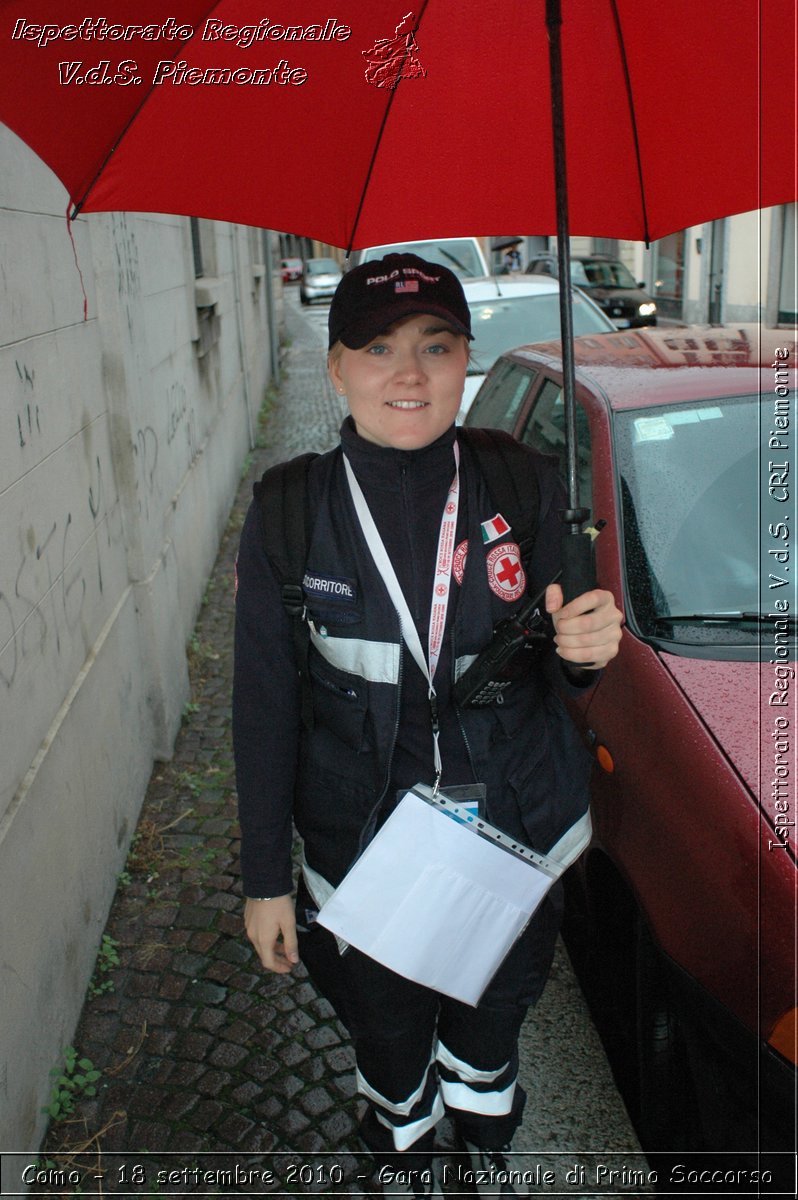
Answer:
[{"xmin": 480, "ymin": 513, "xmax": 511, "ymax": 544}]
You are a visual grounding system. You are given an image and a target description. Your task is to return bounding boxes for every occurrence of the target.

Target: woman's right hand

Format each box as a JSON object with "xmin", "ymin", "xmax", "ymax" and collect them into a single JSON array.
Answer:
[{"xmin": 244, "ymin": 894, "xmax": 299, "ymax": 973}]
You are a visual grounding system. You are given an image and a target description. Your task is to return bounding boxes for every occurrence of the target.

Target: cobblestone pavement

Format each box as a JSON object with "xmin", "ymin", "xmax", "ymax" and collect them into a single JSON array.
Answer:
[{"xmin": 25, "ymin": 292, "xmax": 648, "ymax": 1200}]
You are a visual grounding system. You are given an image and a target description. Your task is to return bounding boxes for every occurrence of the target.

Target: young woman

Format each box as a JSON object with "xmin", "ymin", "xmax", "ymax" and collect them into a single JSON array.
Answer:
[{"xmin": 233, "ymin": 254, "xmax": 623, "ymax": 1197}]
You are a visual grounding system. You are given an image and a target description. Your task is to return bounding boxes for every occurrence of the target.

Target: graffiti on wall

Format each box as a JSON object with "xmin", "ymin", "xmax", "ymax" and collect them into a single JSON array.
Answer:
[{"xmin": 1, "ymin": 363, "xmax": 125, "ymax": 692}]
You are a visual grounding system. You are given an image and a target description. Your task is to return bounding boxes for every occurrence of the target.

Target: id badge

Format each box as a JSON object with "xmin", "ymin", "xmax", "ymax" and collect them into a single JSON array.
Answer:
[{"xmin": 398, "ymin": 782, "xmax": 486, "ymax": 827}]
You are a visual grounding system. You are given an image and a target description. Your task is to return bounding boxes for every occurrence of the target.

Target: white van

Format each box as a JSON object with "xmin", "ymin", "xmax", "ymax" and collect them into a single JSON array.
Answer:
[{"xmin": 351, "ymin": 237, "xmax": 489, "ymax": 278}]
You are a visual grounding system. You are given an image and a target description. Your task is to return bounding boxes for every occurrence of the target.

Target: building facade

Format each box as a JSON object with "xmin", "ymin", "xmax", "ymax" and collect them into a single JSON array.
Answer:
[
  {"xmin": 621, "ymin": 204, "xmax": 795, "ymax": 328},
  {"xmin": 508, "ymin": 203, "xmax": 796, "ymax": 328}
]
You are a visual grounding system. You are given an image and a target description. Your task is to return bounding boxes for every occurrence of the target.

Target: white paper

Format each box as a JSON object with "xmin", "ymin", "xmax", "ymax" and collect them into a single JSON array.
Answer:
[{"xmin": 316, "ymin": 790, "xmax": 554, "ymax": 1005}]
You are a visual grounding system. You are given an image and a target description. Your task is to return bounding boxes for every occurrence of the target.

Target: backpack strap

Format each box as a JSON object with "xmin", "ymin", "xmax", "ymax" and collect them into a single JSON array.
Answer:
[
  {"xmin": 256, "ymin": 452, "xmax": 318, "ymax": 610},
  {"xmin": 457, "ymin": 427, "xmax": 539, "ymax": 560},
  {"xmin": 255, "ymin": 452, "xmax": 319, "ymax": 728}
]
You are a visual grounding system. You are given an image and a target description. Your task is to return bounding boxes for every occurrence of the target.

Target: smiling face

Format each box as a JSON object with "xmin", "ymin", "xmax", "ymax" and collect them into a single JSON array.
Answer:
[{"xmin": 328, "ymin": 314, "xmax": 469, "ymax": 450}]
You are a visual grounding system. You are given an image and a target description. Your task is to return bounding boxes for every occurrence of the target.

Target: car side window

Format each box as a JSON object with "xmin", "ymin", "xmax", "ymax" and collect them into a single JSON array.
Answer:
[
  {"xmin": 570, "ymin": 262, "xmax": 590, "ymax": 287},
  {"xmin": 466, "ymin": 361, "xmax": 536, "ymax": 431},
  {"xmin": 518, "ymin": 379, "xmax": 593, "ymax": 513}
]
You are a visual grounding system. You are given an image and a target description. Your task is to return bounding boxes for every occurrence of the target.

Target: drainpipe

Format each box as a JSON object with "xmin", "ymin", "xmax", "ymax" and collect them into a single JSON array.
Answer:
[
  {"xmin": 262, "ymin": 229, "xmax": 280, "ymax": 384},
  {"xmin": 232, "ymin": 226, "xmax": 255, "ymax": 450}
]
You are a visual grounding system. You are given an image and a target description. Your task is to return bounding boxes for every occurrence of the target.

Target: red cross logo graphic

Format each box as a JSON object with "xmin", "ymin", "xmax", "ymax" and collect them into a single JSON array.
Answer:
[
  {"xmin": 496, "ymin": 556, "xmax": 522, "ymax": 588},
  {"xmin": 486, "ymin": 542, "xmax": 526, "ymax": 602}
]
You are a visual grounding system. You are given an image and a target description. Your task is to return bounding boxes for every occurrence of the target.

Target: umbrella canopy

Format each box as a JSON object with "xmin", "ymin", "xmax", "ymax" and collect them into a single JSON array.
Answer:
[
  {"xmin": 1, "ymin": 0, "xmax": 795, "ymax": 598},
  {"xmin": 0, "ymin": 0, "xmax": 794, "ymax": 248}
]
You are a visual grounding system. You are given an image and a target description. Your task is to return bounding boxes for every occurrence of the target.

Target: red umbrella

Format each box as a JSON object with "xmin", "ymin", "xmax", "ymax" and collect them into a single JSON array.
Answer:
[
  {"xmin": 0, "ymin": 0, "xmax": 793, "ymax": 246},
  {"xmin": 1, "ymin": 0, "xmax": 794, "ymax": 591}
]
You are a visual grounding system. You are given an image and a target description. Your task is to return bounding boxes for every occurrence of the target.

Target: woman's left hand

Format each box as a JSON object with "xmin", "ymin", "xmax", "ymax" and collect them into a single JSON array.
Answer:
[{"xmin": 545, "ymin": 584, "xmax": 624, "ymax": 670}]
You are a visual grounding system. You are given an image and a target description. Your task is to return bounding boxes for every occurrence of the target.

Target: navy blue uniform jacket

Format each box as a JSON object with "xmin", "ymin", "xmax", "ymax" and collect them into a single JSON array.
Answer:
[{"xmin": 233, "ymin": 419, "xmax": 593, "ymax": 899}]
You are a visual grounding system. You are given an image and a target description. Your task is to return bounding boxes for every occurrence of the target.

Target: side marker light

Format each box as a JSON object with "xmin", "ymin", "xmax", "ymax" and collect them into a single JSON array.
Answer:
[
  {"xmin": 768, "ymin": 1008, "xmax": 798, "ymax": 1067},
  {"xmin": 596, "ymin": 744, "xmax": 615, "ymax": 773}
]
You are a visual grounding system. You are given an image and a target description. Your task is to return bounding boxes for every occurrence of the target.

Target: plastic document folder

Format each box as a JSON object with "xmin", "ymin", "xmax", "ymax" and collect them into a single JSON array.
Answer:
[{"xmin": 316, "ymin": 786, "xmax": 557, "ymax": 1006}]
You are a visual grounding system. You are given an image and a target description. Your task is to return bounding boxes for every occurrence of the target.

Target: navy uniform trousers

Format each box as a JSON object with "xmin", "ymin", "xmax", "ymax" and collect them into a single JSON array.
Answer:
[{"xmin": 296, "ymin": 875, "xmax": 563, "ymax": 1168}]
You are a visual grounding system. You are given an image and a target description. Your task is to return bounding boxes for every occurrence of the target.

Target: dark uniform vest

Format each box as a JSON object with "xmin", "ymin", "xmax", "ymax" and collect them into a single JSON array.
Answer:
[{"xmin": 293, "ymin": 441, "xmax": 592, "ymax": 888}]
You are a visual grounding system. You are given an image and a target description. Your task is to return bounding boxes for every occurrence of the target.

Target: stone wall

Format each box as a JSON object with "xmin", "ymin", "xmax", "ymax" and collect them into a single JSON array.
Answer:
[{"xmin": 0, "ymin": 125, "xmax": 277, "ymax": 1149}]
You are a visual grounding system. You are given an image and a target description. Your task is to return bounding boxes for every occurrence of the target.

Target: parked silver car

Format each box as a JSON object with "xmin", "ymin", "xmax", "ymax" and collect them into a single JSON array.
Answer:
[{"xmin": 300, "ymin": 257, "xmax": 343, "ymax": 305}]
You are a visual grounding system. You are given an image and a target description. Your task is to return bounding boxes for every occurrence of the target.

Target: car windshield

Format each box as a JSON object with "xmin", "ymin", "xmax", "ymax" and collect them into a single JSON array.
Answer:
[
  {"xmin": 363, "ymin": 241, "xmax": 483, "ymax": 277},
  {"xmin": 467, "ymin": 292, "xmax": 611, "ymax": 376},
  {"xmin": 306, "ymin": 259, "xmax": 339, "ymax": 274},
  {"xmin": 573, "ymin": 260, "xmax": 638, "ymax": 289},
  {"xmin": 615, "ymin": 395, "xmax": 765, "ymax": 646}
]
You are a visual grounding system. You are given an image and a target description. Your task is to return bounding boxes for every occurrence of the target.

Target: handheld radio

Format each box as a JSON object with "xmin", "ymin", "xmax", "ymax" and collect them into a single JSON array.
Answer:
[{"xmin": 453, "ymin": 521, "xmax": 605, "ymax": 708}]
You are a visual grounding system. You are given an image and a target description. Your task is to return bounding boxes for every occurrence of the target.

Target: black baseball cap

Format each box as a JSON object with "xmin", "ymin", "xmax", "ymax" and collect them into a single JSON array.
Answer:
[{"xmin": 328, "ymin": 253, "xmax": 474, "ymax": 350}]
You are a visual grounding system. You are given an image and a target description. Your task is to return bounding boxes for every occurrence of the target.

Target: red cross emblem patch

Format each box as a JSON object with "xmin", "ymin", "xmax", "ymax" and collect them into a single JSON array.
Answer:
[{"xmin": 486, "ymin": 542, "xmax": 526, "ymax": 602}]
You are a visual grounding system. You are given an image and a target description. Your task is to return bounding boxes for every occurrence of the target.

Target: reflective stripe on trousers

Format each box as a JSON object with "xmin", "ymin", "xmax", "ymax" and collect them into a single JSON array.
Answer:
[{"xmin": 358, "ymin": 1037, "xmax": 519, "ymax": 1151}]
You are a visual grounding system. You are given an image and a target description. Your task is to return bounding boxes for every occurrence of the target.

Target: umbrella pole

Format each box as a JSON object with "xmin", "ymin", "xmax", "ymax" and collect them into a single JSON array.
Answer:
[{"xmin": 546, "ymin": 0, "xmax": 596, "ymax": 602}]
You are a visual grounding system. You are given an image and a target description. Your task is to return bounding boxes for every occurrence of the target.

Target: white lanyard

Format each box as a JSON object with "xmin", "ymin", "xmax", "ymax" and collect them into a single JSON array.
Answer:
[{"xmin": 343, "ymin": 443, "xmax": 461, "ymax": 789}]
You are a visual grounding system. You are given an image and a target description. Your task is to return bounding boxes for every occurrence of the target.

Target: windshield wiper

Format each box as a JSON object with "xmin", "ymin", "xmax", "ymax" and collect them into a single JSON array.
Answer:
[
  {"xmin": 654, "ymin": 612, "xmax": 798, "ymax": 625},
  {"xmin": 438, "ymin": 250, "xmax": 470, "ymax": 274},
  {"xmin": 466, "ymin": 357, "xmax": 489, "ymax": 376}
]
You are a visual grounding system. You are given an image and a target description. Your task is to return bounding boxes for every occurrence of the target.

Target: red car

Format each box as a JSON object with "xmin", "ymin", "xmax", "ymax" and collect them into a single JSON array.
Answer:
[
  {"xmin": 465, "ymin": 325, "xmax": 797, "ymax": 1157},
  {"xmin": 280, "ymin": 256, "xmax": 303, "ymax": 282}
]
